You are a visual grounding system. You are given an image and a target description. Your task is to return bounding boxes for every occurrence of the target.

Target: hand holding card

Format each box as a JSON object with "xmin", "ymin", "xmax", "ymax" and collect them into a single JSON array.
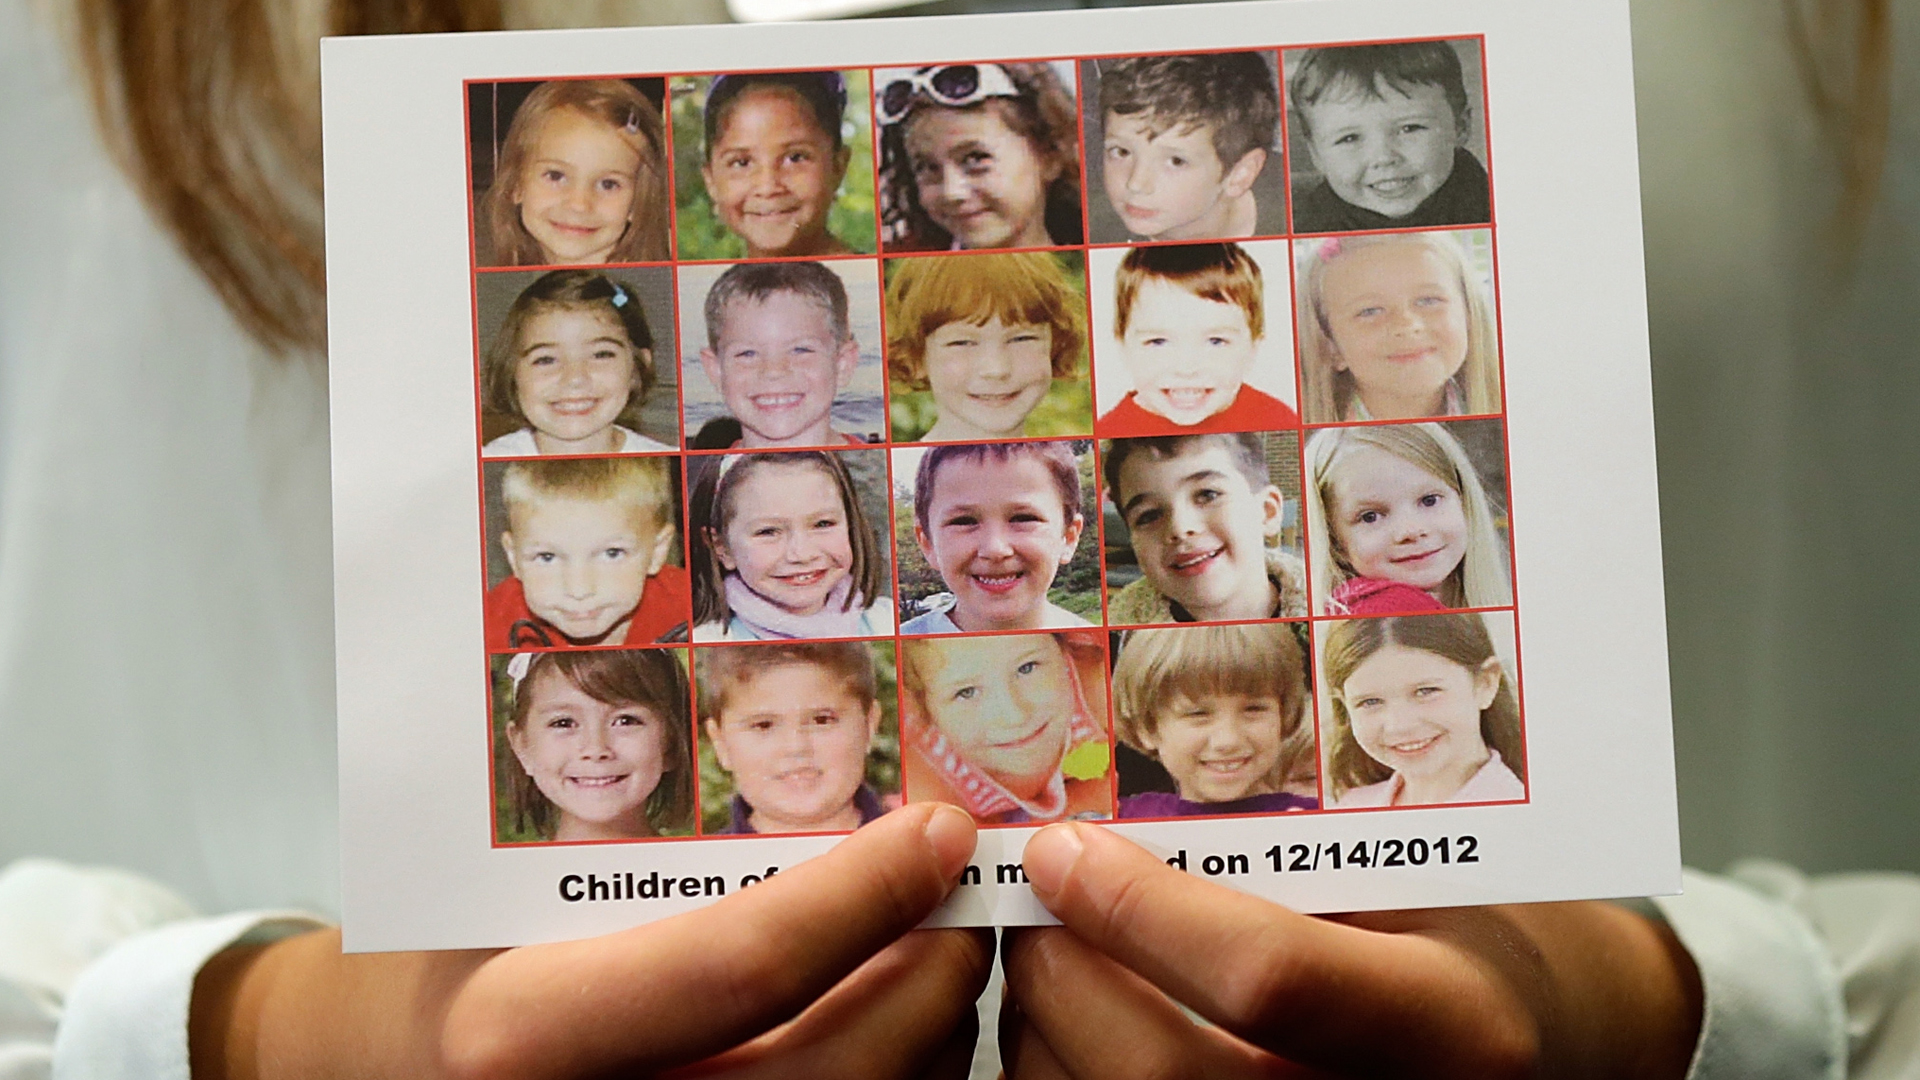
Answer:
[
  {"xmin": 190, "ymin": 805, "xmax": 985, "ymax": 1079},
  {"xmin": 1000, "ymin": 822, "xmax": 1703, "ymax": 1080}
]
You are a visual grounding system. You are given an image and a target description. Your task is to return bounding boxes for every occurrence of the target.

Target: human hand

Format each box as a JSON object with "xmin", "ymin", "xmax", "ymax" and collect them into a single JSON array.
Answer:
[
  {"xmin": 190, "ymin": 802, "xmax": 989, "ymax": 1080},
  {"xmin": 999, "ymin": 822, "xmax": 1702, "ymax": 1080}
]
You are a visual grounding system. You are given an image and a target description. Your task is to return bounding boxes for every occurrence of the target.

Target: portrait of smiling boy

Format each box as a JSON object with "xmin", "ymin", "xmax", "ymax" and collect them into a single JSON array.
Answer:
[
  {"xmin": 1103, "ymin": 431, "xmax": 1308, "ymax": 626},
  {"xmin": 685, "ymin": 259, "xmax": 884, "ymax": 449},
  {"xmin": 1283, "ymin": 39, "xmax": 1492, "ymax": 234},
  {"xmin": 1084, "ymin": 51, "xmax": 1287, "ymax": 244},
  {"xmin": 1092, "ymin": 241, "xmax": 1300, "ymax": 437},
  {"xmin": 696, "ymin": 641, "xmax": 895, "ymax": 836}
]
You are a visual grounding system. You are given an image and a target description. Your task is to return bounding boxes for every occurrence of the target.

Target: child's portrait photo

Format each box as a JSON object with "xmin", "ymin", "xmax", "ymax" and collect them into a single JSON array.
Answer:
[
  {"xmin": 1317, "ymin": 609, "xmax": 1525, "ymax": 810},
  {"xmin": 491, "ymin": 647, "xmax": 696, "ymax": 843},
  {"xmin": 898, "ymin": 630, "xmax": 1114, "ymax": 825},
  {"xmin": 671, "ymin": 70, "xmax": 878, "ymax": 261},
  {"xmin": 1295, "ymin": 228, "xmax": 1501, "ymax": 424},
  {"xmin": 894, "ymin": 440, "xmax": 1103, "ymax": 635},
  {"xmin": 1090, "ymin": 241, "xmax": 1300, "ymax": 438},
  {"xmin": 678, "ymin": 259, "xmax": 885, "ymax": 450},
  {"xmin": 482, "ymin": 456, "xmax": 689, "ymax": 650},
  {"xmin": 1111, "ymin": 622, "xmax": 1318, "ymax": 819},
  {"xmin": 885, "ymin": 250, "xmax": 1093, "ymax": 443},
  {"xmin": 469, "ymin": 78, "xmax": 672, "ymax": 267},
  {"xmin": 1303, "ymin": 418, "xmax": 1513, "ymax": 618},
  {"xmin": 1282, "ymin": 39, "xmax": 1492, "ymax": 235},
  {"xmin": 874, "ymin": 61, "xmax": 1084, "ymax": 252},
  {"xmin": 1080, "ymin": 50, "xmax": 1288, "ymax": 244},
  {"xmin": 1101, "ymin": 430, "xmax": 1307, "ymax": 626},
  {"xmin": 476, "ymin": 267, "xmax": 681, "ymax": 455},
  {"xmin": 694, "ymin": 639, "xmax": 901, "ymax": 836},
  {"xmin": 686, "ymin": 448, "xmax": 895, "ymax": 642}
]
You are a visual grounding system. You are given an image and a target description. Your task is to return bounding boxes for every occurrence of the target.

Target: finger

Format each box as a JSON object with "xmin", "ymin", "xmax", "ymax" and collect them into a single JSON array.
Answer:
[
  {"xmin": 1001, "ymin": 926, "xmax": 1311, "ymax": 1080},
  {"xmin": 443, "ymin": 802, "xmax": 977, "ymax": 1079},
  {"xmin": 667, "ymin": 927, "xmax": 994, "ymax": 1080},
  {"xmin": 1022, "ymin": 823, "xmax": 1538, "ymax": 1077},
  {"xmin": 996, "ymin": 996, "xmax": 1073, "ymax": 1080}
]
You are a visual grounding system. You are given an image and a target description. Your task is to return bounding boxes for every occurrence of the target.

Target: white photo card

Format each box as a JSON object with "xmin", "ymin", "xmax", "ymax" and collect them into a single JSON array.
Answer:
[{"xmin": 323, "ymin": 0, "xmax": 1678, "ymax": 952}]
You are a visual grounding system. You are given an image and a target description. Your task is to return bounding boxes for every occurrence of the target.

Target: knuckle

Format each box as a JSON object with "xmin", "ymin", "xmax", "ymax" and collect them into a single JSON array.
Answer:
[{"xmin": 1208, "ymin": 926, "xmax": 1304, "ymax": 1031}]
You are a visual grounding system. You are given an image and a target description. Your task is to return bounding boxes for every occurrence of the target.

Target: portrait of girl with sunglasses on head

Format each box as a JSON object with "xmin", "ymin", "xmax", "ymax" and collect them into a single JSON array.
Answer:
[{"xmin": 875, "ymin": 62, "xmax": 1084, "ymax": 253}]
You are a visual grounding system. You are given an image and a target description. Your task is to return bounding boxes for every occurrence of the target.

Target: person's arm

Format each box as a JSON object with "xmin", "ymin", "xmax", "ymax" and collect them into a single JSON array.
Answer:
[
  {"xmin": 999, "ymin": 821, "xmax": 1703, "ymax": 1079},
  {"xmin": 52, "ymin": 803, "xmax": 985, "ymax": 1080}
]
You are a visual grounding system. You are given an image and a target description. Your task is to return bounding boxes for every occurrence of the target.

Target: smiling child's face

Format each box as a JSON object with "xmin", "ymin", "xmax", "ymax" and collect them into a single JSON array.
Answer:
[
  {"xmin": 1327, "ymin": 444, "xmax": 1467, "ymax": 594},
  {"xmin": 515, "ymin": 107, "xmax": 640, "ymax": 265},
  {"xmin": 1115, "ymin": 443, "xmax": 1282, "ymax": 622},
  {"xmin": 1301, "ymin": 78, "xmax": 1462, "ymax": 220},
  {"xmin": 504, "ymin": 495, "xmax": 671, "ymax": 645},
  {"xmin": 1338, "ymin": 642, "xmax": 1497, "ymax": 795},
  {"xmin": 509, "ymin": 665, "xmax": 667, "ymax": 840},
  {"xmin": 700, "ymin": 291, "xmax": 857, "ymax": 448},
  {"xmin": 919, "ymin": 634, "xmax": 1074, "ymax": 800},
  {"xmin": 717, "ymin": 460, "xmax": 855, "ymax": 616},
  {"xmin": 922, "ymin": 316, "xmax": 1054, "ymax": 440},
  {"xmin": 1141, "ymin": 692, "xmax": 1286, "ymax": 803},
  {"xmin": 1118, "ymin": 279, "xmax": 1260, "ymax": 426},
  {"xmin": 707, "ymin": 662, "xmax": 879, "ymax": 834},
  {"xmin": 513, "ymin": 306, "xmax": 644, "ymax": 454},
  {"xmin": 1319, "ymin": 242, "xmax": 1470, "ymax": 419},
  {"xmin": 702, "ymin": 86, "xmax": 850, "ymax": 258},
  {"xmin": 916, "ymin": 453, "xmax": 1083, "ymax": 632},
  {"xmin": 905, "ymin": 104, "xmax": 1058, "ymax": 250},
  {"xmin": 1102, "ymin": 115, "xmax": 1257, "ymax": 241}
]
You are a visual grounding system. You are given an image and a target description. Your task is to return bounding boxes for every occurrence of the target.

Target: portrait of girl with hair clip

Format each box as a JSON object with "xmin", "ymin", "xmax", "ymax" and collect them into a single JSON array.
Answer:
[
  {"xmin": 875, "ymin": 61, "xmax": 1085, "ymax": 252},
  {"xmin": 480, "ymin": 269, "xmax": 677, "ymax": 456},
  {"xmin": 687, "ymin": 450, "xmax": 895, "ymax": 641},
  {"xmin": 1304, "ymin": 421, "xmax": 1511, "ymax": 617},
  {"xmin": 495, "ymin": 648, "xmax": 695, "ymax": 843},
  {"xmin": 1294, "ymin": 230, "xmax": 1502, "ymax": 423},
  {"xmin": 675, "ymin": 69, "xmax": 877, "ymax": 260},
  {"xmin": 1321, "ymin": 611, "xmax": 1526, "ymax": 809},
  {"xmin": 476, "ymin": 79, "xmax": 672, "ymax": 267},
  {"xmin": 898, "ymin": 630, "xmax": 1113, "ymax": 825}
]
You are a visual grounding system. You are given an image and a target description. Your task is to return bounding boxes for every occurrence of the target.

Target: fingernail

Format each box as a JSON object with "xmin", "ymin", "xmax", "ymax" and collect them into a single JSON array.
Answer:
[
  {"xmin": 1022, "ymin": 823, "xmax": 1084, "ymax": 902},
  {"xmin": 924, "ymin": 803, "xmax": 977, "ymax": 883}
]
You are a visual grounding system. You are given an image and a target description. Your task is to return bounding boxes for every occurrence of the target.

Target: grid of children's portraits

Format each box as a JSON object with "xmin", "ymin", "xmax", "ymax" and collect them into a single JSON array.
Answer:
[{"xmin": 464, "ymin": 35, "xmax": 1525, "ymax": 848}]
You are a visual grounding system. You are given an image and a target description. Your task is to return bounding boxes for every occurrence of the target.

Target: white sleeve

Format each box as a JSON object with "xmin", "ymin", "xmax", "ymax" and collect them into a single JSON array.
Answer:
[
  {"xmin": 1656, "ymin": 861, "xmax": 1920, "ymax": 1080},
  {"xmin": 0, "ymin": 860, "xmax": 321, "ymax": 1080}
]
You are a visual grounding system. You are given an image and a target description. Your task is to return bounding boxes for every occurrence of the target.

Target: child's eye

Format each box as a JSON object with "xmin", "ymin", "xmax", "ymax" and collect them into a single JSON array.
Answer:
[
  {"xmin": 785, "ymin": 149, "xmax": 814, "ymax": 165},
  {"xmin": 1128, "ymin": 507, "xmax": 1164, "ymax": 528},
  {"xmin": 1167, "ymin": 155, "xmax": 1188, "ymax": 169},
  {"xmin": 752, "ymin": 524, "xmax": 783, "ymax": 539},
  {"xmin": 525, "ymin": 351, "xmax": 558, "ymax": 367},
  {"xmin": 911, "ymin": 157, "xmax": 941, "ymax": 182},
  {"xmin": 811, "ymin": 515, "xmax": 842, "ymax": 531},
  {"xmin": 1354, "ymin": 305, "xmax": 1385, "ymax": 320},
  {"xmin": 729, "ymin": 348, "xmax": 760, "ymax": 363},
  {"xmin": 1418, "ymin": 492, "xmax": 1445, "ymax": 508},
  {"xmin": 1015, "ymin": 660, "xmax": 1040, "ymax": 676},
  {"xmin": 541, "ymin": 167, "xmax": 567, "ymax": 183},
  {"xmin": 1193, "ymin": 486, "xmax": 1222, "ymax": 505},
  {"xmin": 1140, "ymin": 335, "xmax": 1169, "ymax": 348},
  {"xmin": 1008, "ymin": 331, "xmax": 1043, "ymax": 345},
  {"xmin": 1415, "ymin": 294, "xmax": 1451, "ymax": 309},
  {"xmin": 1413, "ymin": 684, "xmax": 1442, "ymax": 698},
  {"xmin": 528, "ymin": 550, "xmax": 558, "ymax": 564},
  {"xmin": 951, "ymin": 685, "xmax": 978, "ymax": 702},
  {"xmin": 1355, "ymin": 509, "xmax": 1383, "ymax": 525},
  {"xmin": 1207, "ymin": 335, "xmax": 1231, "ymax": 347},
  {"xmin": 544, "ymin": 714, "xmax": 577, "ymax": 729},
  {"xmin": 748, "ymin": 718, "xmax": 776, "ymax": 732},
  {"xmin": 1352, "ymin": 696, "xmax": 1383, "ymax": 710},
  {"xmin": 593, "ymin": 347, "xmax": 623, "ymax": 360},
  {"xmin": 613, "ymin": 711, "xmax": 653, "ymax": 728},
  {"xmin": 1009, "ymin": 511, "xmax": 1043, "ymax": 525},
  {"xmin": 1331, "ymin": 132, "xmax": 1361, "ymax": 147},
  {"xmin": 960, "ymin": 149, "xmax": 994, "ymax": 173},
  {"xmin": 601, "ymin": 546, "xmax": 630, "ymax": 560},
  {"xmin": 1104, "ymin": 144, "xmax": 1130, "ymax": 161},
  {"xmin": 942, "ymin": 514, "xmax": 979, "ymax": 528},
  {"xmin": 597, "ymin": 176, "xmax": 627, "ymax": 193},
  {"xmin": 806, "ymin": 710, "xmax": 840, "ymax": 727},
  {"xmin": 1397, "ymin": 122, "xmax": 1431, "ymax": 136},
  {"xmin": 723, "ymin": 153, "xmax": 753, "ymax": 171},
  {"xmin": 935, "ymin": 336, "xmax": 976, "ymax": 349}
]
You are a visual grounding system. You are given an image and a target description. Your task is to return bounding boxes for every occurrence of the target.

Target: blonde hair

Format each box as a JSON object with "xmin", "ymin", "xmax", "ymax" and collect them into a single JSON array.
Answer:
[
  {"xmin": 1321, "ymin": 613, "xmax": 1525, "ymax": 801},
  {"xmin": 885, "ymin": 252, "xmax": 1086, "ymax": 389},
  {"xmin": 501, "ymin": 456, "xmax": 676, "ymax": 537},
  {"xmin": 1112, "ymin": 624, "xmax": 1314, "ymax": 793},
  {"xmin": 1304, "ymin": 424, "xmax": 1510, "ymax": 614},
  {"xmin": 1296, "ymin": 232, "xmax": 1501, "ymax": 423},
  {"xmin": 479, "ymin": 79, "xmax": 671, "ymax": 266}
]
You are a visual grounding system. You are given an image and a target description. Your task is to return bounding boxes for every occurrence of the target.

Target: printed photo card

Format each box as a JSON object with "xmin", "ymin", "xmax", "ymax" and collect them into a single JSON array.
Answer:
[{"xmin": 323, "ymin": 0, "xmax": 1676, "ymax": 951}]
